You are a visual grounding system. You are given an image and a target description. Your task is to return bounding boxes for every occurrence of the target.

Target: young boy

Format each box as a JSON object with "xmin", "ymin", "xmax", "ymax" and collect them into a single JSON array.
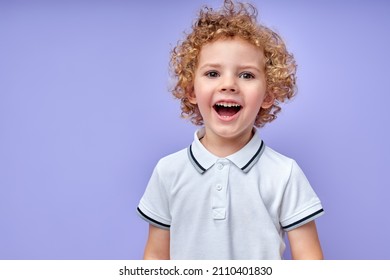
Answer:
[{"xmin": 137, "ymin": 0, "xmax": 324, "ymax": 260}]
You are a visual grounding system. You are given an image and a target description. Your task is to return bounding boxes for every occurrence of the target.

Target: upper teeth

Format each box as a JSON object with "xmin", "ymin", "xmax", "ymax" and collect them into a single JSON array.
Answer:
[{"xmin": 215, "ymin": 102, "xmax": 241, "ymax": 107}]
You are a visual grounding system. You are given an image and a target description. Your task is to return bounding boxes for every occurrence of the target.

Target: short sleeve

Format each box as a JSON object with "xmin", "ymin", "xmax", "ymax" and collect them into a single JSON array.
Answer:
[
  {"xmin": 279, "ymin": 160, "xmax": 324, "ymax": 231},
  {"xmin": 137, "ymin": 163, "xmax": 171, "ymax": 230}
]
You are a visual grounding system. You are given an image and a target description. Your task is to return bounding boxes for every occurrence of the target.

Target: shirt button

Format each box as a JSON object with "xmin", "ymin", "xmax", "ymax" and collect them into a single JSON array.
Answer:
[
  {"xmin": 216, "ymin": 184, "xmax": 222, "ymax": 191},
  {"xmin": 217, "ymin": 163, "xmax": 224, "ymax": 170}
]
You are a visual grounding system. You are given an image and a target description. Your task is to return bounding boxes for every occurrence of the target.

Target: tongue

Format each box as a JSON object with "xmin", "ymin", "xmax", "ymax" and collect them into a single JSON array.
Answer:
[{"xmin": 217, "ymin": 107, "xmax": 239, "ymax": 117}]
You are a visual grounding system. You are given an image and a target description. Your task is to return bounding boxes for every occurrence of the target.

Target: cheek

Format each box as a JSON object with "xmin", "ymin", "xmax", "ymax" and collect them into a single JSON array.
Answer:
[
  {"xmin": 246, "ymin": 92, "xmax": 267, "ymax": 114},
  {"xmin": 193, "ymin": 85, "xmax": 210, "ymax": 104}
]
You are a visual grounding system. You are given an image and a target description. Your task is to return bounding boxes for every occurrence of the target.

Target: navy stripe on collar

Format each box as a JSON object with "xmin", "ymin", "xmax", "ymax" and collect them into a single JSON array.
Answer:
[
  {"xmin": 188, "ymin": 144, "xmax": 206, "ymax": 174},
  {"xmin": 188, "ymin": 139, "xmax": 265, "ymax": 174},
  {"xmin": 241, "ymin": 140, "xmax": 265, "ymax": 173}
]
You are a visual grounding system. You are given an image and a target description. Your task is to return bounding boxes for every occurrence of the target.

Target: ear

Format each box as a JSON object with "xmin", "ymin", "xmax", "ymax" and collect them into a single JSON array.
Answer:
[
  {"xmin": 261, "ymin": 94, "xmax": 274, "ymax": 109},
  {"xmin": 187, "ymin": 89, "xmax": 197, "ymax": 105}
]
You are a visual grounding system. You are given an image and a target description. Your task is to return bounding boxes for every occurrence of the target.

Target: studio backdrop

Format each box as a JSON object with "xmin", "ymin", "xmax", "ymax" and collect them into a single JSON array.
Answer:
[{"xmin": 1, "ymin": 0, "xmax": 389, "ymax": 259}]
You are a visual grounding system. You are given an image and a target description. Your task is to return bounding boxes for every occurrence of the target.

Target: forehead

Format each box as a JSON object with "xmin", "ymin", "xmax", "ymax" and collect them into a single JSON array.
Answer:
[{"xmin": 197, "ymin": 37, "xmax": 265, "ymax": 66}]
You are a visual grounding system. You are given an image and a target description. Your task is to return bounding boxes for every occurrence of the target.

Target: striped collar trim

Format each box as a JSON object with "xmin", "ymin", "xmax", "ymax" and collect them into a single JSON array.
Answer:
[{"xmin": 187, "ymin": 128, "xmax": 265, "ymax": 174}]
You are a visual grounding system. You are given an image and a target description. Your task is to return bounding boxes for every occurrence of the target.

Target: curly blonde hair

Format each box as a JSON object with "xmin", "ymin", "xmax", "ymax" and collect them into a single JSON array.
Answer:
[{"xmin": 170, "ymin": 0, "xmax": 297, "ymax": 127}]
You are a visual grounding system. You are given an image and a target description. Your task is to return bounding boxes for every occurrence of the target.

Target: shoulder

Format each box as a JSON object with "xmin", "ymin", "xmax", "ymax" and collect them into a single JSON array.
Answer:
[
  {"xmin": 158, "ymin": 147, "xmax": 188, "ymax": 165},
  {"xmin": 256, "ymin": 145, "xmax": 309, "ymax": 184},
  {"xmin": 152, "ymin": 147, "xmax": 197, "ymax": 188},
  {"xmin": 260, "ymin": 145, "xmax": 296, "ymax": 172},
  {"xmin": 155, "ymin": 147, "xmax": 190, "ymax": 173}
]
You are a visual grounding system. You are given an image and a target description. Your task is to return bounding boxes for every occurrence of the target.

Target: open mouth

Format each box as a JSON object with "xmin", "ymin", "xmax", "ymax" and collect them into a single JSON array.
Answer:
[{"xmin": 213, "ymin": 102, "xmax": 242, "ymax": 118}]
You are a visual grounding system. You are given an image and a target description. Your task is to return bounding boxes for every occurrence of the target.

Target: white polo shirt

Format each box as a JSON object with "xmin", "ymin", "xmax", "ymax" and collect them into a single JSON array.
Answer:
[{"xmin": 137, "ymin": 128, "xmax": 324, "ymax": 259}]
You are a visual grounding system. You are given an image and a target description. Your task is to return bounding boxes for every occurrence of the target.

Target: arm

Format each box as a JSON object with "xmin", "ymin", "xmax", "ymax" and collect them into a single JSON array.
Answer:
[
  {"xmin": 143, "ymin": 224, "xmax": 170, "ymax": 260},
  {"xmin": 287, "ymin": 221, "xmax": 323, "ymax": 260}
]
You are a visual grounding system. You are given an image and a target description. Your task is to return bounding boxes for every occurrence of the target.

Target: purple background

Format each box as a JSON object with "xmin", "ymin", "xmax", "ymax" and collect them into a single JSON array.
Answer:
[{"xmin": 1, "ymin": 0, "xmax": 389, "ymax": 260}]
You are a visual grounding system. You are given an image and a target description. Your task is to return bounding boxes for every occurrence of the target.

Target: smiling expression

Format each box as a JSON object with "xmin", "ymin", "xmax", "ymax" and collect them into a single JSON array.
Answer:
[{"xmin": 189, "ymin": 37, "xmax": 273, "ymax": 146}]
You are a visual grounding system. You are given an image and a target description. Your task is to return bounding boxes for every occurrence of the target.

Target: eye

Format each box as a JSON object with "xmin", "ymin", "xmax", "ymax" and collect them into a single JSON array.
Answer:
[
  {"xmin": 205, "ymin": 71, "xmax": 220, "ymax": 78},
  {"xmin": 239, "ymin": 72, "xmax": 255, "ymax": 79}
]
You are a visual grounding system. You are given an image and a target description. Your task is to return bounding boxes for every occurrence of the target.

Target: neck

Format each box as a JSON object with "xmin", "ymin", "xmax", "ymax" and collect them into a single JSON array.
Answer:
[{"xmin": 200, "ymin": 128, "xmax": 254, "ymax": 158}]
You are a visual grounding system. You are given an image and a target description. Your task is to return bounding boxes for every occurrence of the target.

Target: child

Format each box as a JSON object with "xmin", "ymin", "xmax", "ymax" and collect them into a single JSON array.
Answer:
[{"xmin": 137, "ymin": 0, "xmax": 324, "ymax": 260}]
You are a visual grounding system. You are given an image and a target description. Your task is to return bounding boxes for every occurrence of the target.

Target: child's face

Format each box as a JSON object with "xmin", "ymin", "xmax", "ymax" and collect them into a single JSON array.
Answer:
[{"xmin": 190, "ymin": 37, "xmax": 273, "ymax": 141}]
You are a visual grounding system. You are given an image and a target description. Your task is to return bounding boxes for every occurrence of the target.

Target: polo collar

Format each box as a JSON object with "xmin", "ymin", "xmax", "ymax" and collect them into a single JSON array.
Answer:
[{"xmin": 187, "ymin": 128, "xmax": 265, "ymax": 174}]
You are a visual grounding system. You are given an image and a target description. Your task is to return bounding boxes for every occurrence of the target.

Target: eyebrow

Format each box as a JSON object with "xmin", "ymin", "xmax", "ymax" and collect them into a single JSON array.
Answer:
[
  {"xmin": 198, "ymin": 63, "xmax": 262, "ymax": 72},
  {"xmin": 198, "ymin": 63, "xmax": 221, "ymax": 71}
]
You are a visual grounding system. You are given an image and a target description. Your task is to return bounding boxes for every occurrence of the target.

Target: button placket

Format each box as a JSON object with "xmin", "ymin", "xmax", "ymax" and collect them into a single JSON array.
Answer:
[{"xmin": 212, "ymin": 160, "xmax": 229, "ymax": 220}]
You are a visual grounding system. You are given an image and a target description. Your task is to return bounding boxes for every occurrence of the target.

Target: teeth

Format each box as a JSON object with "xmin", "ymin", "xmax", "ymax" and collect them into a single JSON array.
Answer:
[{"xmin": 215, "ymin": 102, "xmax": 241, "ymax": 107}]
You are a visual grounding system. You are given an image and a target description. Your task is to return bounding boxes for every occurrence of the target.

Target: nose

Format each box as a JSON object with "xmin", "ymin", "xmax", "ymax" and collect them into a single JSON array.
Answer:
[{"xmin": 219, "ymin": 75, "xmax": 237, "ymax": 93}]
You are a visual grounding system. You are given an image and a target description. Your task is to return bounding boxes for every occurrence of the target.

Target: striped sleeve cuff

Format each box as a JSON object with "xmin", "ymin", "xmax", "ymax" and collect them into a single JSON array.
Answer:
[
  {"xmin": 281, "ymin": 203, "xmax": 324, "ymax": 232},
  {"xmin": 136, "ymin": 205, "xmax": 171, "ymax": 230}
]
